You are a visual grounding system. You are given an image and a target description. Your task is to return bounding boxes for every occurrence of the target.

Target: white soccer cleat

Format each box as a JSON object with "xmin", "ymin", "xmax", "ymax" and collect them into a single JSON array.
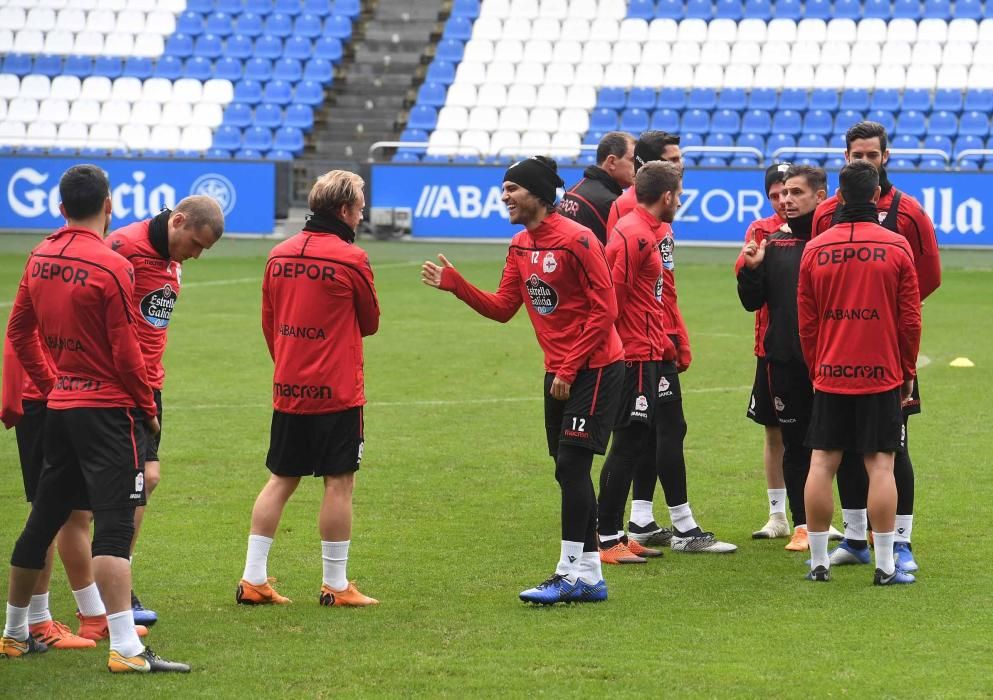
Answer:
[
  {"xmin": 828, "ymin": 525, "xmax": 845, "ymax": 541},
  {"xmin": 671, "ymin": 531, "xmax": 738, "ymax": 553},
  {"xmin": 751, "ymin": 513, "xmax": 790, "ymax": 539}
]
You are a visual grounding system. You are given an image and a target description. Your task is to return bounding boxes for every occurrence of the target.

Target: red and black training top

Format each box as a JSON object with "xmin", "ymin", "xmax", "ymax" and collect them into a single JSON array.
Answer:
[
  {"xmin": 607, "ymin": 187, "xmax": 690, "ymax": 368},
  {"xmin": 557, "ymin": 165, "xmax": 623, "ymax": 245},
  {"xmin": 605, "ymin": 206, "xmax": 676, "ymax": 362},
  {"xmin": 1, "ymin": 333, "xmax": 53, "ymax": 429},
  {"xmin": 105, "ymin": 214, "xmax": 182, "ymax": 390},
  {"xmin": 262, "ymin": 230, "xmax": 380, "ymax": 415},
  {"xmin": 813, "ymin": 187, "xmax": 940, "ymax": 301},
  {"xmin": 6, "ymin": 226, "xmax": 156, "ymax": 419},
  {"xmin": 734, "ymin": 213, "xmax": 786, "ymax": 358},
  {"xmin": 439, "ymin": 212, "xmax": 623, "ymax": 384},
  {"xmin": 798, "ymin": 221, "xmax": 921, "ymax": 394}
]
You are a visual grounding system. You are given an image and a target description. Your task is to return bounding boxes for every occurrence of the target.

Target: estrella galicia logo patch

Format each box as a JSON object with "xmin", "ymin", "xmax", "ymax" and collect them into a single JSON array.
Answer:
[
  {"xmin": 141, "ymin": 283, "xmax": 178, "ymax": 328},
  {"xmin": 111, "ymin": 239, "xmax": 124, "ymax": 251},
  {"xmin": 654, "ymin": 274, "xmax": 663, "ymax": 301},
  {"xmin": 525, "ymin": 274, "xmax": 558, "ymax": 315},
  {"xmin": 659, "ymin": 235, "xmax": 675, "ymax": 270}
]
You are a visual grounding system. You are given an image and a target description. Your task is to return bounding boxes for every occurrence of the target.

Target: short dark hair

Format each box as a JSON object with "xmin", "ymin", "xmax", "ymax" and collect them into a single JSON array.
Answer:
[
  {"xmin": 596, "ymin": 131, "xmax": 634, "ymax": 166},
  {"xmin": 637, "ymin": 130, "xmax": 680, "ymax": 152},
  {"xmin": 845, "ymin": 121, "xmax": 889, "ymax": 153},
  {"xmin": 784, "ymin": 164, "xmax": 827, "ymax": 193},
  {"xmin": 838, "ymin": 160, "xmax": 880, "ymax": 205},
  {"xmin": 59, "ymin": 164, "xmax": 110, "ymax": 220},
  {"xmin": 635, "ymin": 161, "xmax": 682, "ymax": 205}
]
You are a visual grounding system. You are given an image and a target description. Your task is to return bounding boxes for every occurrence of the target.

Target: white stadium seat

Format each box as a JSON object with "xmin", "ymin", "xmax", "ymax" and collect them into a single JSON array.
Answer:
[
  {"xmin": 677, "ymin": 18, "xmax": 707, "ymax": 43},
  {"xmin": 116, "ymin": 9, "xmax": 146, "ymax": 34},
  {"xmin": 508, "ymin": 0, "xmax": 539, "ymax": 20},
  {"xmin": 537, "ymin": 0, "xmax": 568, "ymax": 20},
  {"xmin": 565, "ymin": 84, "xmax": 595, "ymax": 110},
  {"xmin": 887, "ymin": 18, "xmax": 917, "ymax": 43},
  {"xmin": 856, "ymin": 18, "xmax": 887, "ymax": 43},
  {"xmin": 618, "ymin": 18, "xmax": 648, "ymax": 43},
  {"xmin": 26, "ymin": 8, "xmax": 57, "ymax": 31},
  {"xmin": 936, "ymin": 65, "xmax": 967, "ymax": 90},
  {"xmin": 88, "ymin": 123, "xmax": 121, "ymax": 147},
  {"xmin": 13, "ymin": 29, "xmax": 44, "ymax": 53},
  {"xmin": 463, "ymin": 39, "xmax": 494, "ymax": 63},
  {"xmin": 180, "ymin": 125, "xmax": 214, "ymax": 151},
  {"xmin": 753, "ymin": 63, "xmax": 785, "ymax": 89},
  {"xmin": 544, "ymin": 62, "xmax": 575, "ymax": 86},
  {"xmin": 0, "ymin": 28, "xmax": 12, "ymax": 52},
  {"xmin": 731, "ymin": 41, "xmax": 761, "ymax": 66},
  {"xmin": 50, "ymin": 75, "xmax": 81, "ymax": 100},
  {"xmin": 694, "ymin": 64, "xmax": 724, "ymax": 88},
  {"xmin": 141, "ymin": 77, "xmax": 172, "ymax": 102},
  {"xmin": 57, "ymin": 121, "xmax": 89, "ymax": 145},
  {"xmin": 796, "ymin": 19, "xmax": 827, "ymax": 43},
  {"xmin": 19, "ymin": 75, "xmax": 51, "ymax": 100},
  {"xmin": 111, "ymin": 77, "xmax": 143, "ymax": 102},
  {"xmin": 105, "ymin": 32, "xmax": 136, "ymax": 56},
  {"xmin": 130, "ymin": 100, "xmax": 161, "ymax": 126},
  {"xmin": 568, "ymin": 0, "xmax": 598, "ymax": 21},
  {"xmin": 528, "ymin": 106, "xmax": 559, "ymax": 133},
  {"xmin": 162, "ymin": 102, "xmax": 193, "ymax": 127},
  {"xmin": 514, "ymin": 62, "xmax": 546, "ymax": 87},
  {"xmin": 602, "ymin": 63, "xmax": 633, "ymax": 88},
  {"xmin": 68, "ymin": 99, "xmax": 101, "ymax": 125},
  {"xmin": 506, "ymin": 84, "xmax": 536, "ymax": 107},
  {"xmin": 737, "ymin": 18, "xmax": 767, "ymax": 42},
  {"xmin": 479, "ymin": 0, "xmax": 511, "ymax": 18},
  {"xmin": 484, "ymin": 61, "xmax": 516, "ymax": 85},
  {"xmin": 761, "ymin": 41, "xmax": 791, "ymax": 66},
  {"xmin": 642, "ymin": 41, "xmax": 672, "ymax": 64},
  {"xmin": 826, "ymin": 18, "xmax": 856, "ymax": 43},
  {"xmin": 967, "ymin": 64, "xmax": 993, "ymax": 89},
  {"xmin": 446, "ymin": 83, "xmax": 477, "ymax": 108},
  {"xmin": 523, "ymin": 39, "xmax": 553, "ymax": 64},
  {"xmin": 26, "ymin": 121, "xmax": 58, "ymax": 145},
  {"xmin": 73, "ymin": 31, "xmax": 105, "ymax": 55},
  {"xmin": 724, "ymin": 64, "xmax": 755, "ymax": 89},
  {"xmin": 588, "ymin": 19, "xmax": 619, "ymax": 42},
  {"xmin": 0, "ymin": 98, "xmax": 6, "ymax": 121},
  {"xmin": 598, "ymin": 0, "xmax": 628, "ymax": 21},
  {"xmin": 133, "ymin": 33, "xmax": 164, "ymax": 57},
  {"xmin": 191, "ymin": 102, "xmax": 223, "ymax": 128},
  {"xmin": 699, "ymin": 40, "xmax": 730, "ymax": 66},
  {"xmin": 844, "ymin": 65, "xmax": 876, "ymax": 89},
  {"xmin": 476, "ymin": 83, "xmax": 506, "ymax": 108},
  {"xmin": 559, "ymin": 107, "xmax": 589, "ymax": 134},
  {"xmin": 0, "ymin": 121, "xmax": 27, "ymax": 145},
  {"xmin": 766, "ymin": 19, "xmax": 797, "ymax": 43},
  {"xmin": 531, "ymin": 18, "xmax": 560, "ymax": 41},
  {"xmin": 633, "ymin": 62, "xmax": 664, "ymax": 88},
  {"xmin": 875, "ymin": 64, "xmax": 906, "ymax": 89},
  {"xmin": 550, "ymin": 132, "xmax": 581, "ymax": 158},
  {"xmin": 942, "ymin": 42, "xmax": 972, "ymax": 67},
  {"xmin": 502, "ymin": 17, "xmax": 532, "ymax": 40},
  {"xmin": 121, "ymin": 124, "xmax": 151, "ymax": 150},
  {"xmin": 0, "ymin": 7, "xmax": 26, "ymax": 32},
  {"xmin": 80, "ymin": 76, "xmax": 112, "ymax": 101},
  {"xmin": 850, "ymin": 42, "xmax": 882, "ymax": 67},
  {"xmin": 85, "ymin": 9, "xmax": 115, "ymax": 33},
  {"xmin": 43, "ymin": 29, "xmax": 74, "ymax": 53},
  {"xmin": 648, "ymin": 18, "xmax": 677, "ymax": 42},
  {"xmin": 905, "ymin": 65, "xmax": 936, "ymax": 90},
  {"xmin": 707, "ymin": 18, "xmax": 736, "ymax": 42},
  {"xmin": 671, "ymin": 40, "xmax": 701, "ymax": 64},
  {"xmin": 552, "ymin": 40, "xmax": 582, "ymax": 64},
  {"xmin": 663, "ymin": 64, "xmax": 695, "ymax": 89},
  {"xmin": 560, "ymin": 18, "xmax": 591, "ymax": 42},
  {"xmin": 149, "ymin": 125, "xmax": 181, "ymax": 151},
  {"xmin": 468, "ymin": 106, "xmax": 499, "ymax": 131},
  {"xmin": 55, "ymin": 8, "xmax": 86, "ymax": 32},
  {"xmin": 814, "ymin": 64, "xmax": 845, "ymax": 89},
  {"xmin": 820, "ymin": 42, "xmax": 851, "ymax": 67},
  {"xmin": 493, "ymin": 39, "xmax": 522, "ymax": 62},
  {"xmin": 145, "ymin": 10, "xmax": 176, "ymax": 35},
  {"xmin": 459, "ymin": 129, "xmax": 490, "ymax": 157},
  {"xmin": 520, "ymin": 130, "xmax": 551, "ymax": 154},
  {"xmin": 881, "ymin": 41, "xmax": 912, "ymax": 66},
  {"xmin": 172, "ymin": 78, "xmax": 203, "ymax": 103},
  {"xmin": 498, "ymin": 106, "xmax": 528, "ymax": 131},
  {"xmin": 436, "ymin": 106, "xmax": 469, "ymax": 131},
  {"xmin": 911, "ymin": 41, "xmax": 942, "ymax": 67},
  {"xmin": 472, "ymin": 16, "xmax": 502, "ymax": 41},
  {"xmin": 535, "ymin": 84, "xmax": 566, "ymax": 109},
  {"xmin": 8, "ymin": 97, "xmax": 38, "ymax": 122},
  {"xmin": 426, "ymin": 128, "xmax": 460, "ymax": 156},
  {"xmin": 977, "ymin": 18, "xmax": 993, "ymax": 42},
  {"xmin": 489, "ymin": 130, "xmax": 520, "ymax": 157},
  {"xmin": 98, "ymin": 0, "xmax": 130, "ymax": 12},
  {"xmin": 581, "ymin": 40, "xmax": 612, "ymax": 65},
  {"xmin": 455, "ymin": 61, "xmax": 486, "ymax": 85},
  {"xmin": 917, "ymin": 18, "xmax": 947, "ymax": 43}
]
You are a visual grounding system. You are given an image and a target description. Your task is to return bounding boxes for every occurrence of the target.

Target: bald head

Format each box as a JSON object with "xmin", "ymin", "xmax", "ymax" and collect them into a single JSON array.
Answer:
[{"xmin": 167, "ymin": 195, "xmax": 225, "ymax": 262}]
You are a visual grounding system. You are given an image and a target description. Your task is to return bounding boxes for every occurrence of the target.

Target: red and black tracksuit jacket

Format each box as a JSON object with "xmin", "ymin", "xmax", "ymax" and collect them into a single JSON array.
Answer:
[
  {"xmin": 733, "ymin": 213, "xmax": 786, "ymax": 358},
  {"xmin": 557, "ymin": 165, "xmax": 623, "ymax": 246}
]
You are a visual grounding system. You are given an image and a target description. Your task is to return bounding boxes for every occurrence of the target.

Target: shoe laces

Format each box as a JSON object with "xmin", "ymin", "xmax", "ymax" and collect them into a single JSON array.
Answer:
[{"xmin": 539, "ymin": 573, "xmax": 567, "ymax": 588}]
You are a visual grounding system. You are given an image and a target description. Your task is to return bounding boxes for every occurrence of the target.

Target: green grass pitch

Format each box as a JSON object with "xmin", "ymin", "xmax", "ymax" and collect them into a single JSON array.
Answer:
[{"xmin": 1, "ymin": 235, "xmax": 991, "ymax": 697}]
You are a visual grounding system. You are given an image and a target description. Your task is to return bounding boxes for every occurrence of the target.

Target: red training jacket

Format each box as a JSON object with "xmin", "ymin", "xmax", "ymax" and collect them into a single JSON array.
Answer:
[
  {"xmin": 798, "ymin": 221, "xmax": 921, "ymax": 394},
  {"xmin": 6, "ymin": 227, "xmax": 156, "ymax": 418},
  {"xmin": 439, "ymin": 212, "xmax": 623, "ymax": 384},
  {"xmin": 607, "ymin": 187, "xmax": 690, "ymax": 368},
  {"xmin": 605, "ymin": 206, "xmax": 677, "ymax": 362},
  {"xmin": 105, "ymin": 218, "xmax": 182, "ymax": 390},
  {"xmin": 734, "ymin": 213, "xmax": 786, "ymax": 357},
  {"xmin": 1, "ymin": 334, "xmax": 52, "ymax": 429},
  {"xmin": 262, "ymin": 230, "xmax": 380, "ymax": 414},
  {"xmin": 812, "ymin": 188, "xmax": 940, "ymax": 301}
]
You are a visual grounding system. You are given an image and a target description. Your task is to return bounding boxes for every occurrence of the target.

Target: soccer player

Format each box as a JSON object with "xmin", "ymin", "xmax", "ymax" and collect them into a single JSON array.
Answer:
[
  {"xmin": 106, "ymin": 195, "xmax": 225, "ymax": 625},
  {"xmin": 605, "ymin": 131, "xmax": 690, "ymax": 547},
  {"xmin": 558, "ymin": 131, "xmax": 636, "ymax": 244},
  {"xmin": 733, "ymin": 163, "xmax": 792, "ymax": 539},
  {"xmin": 812, "ymin": 121, "xmax": 940, "ymax": 572},
  {"xmin": 422, "ymin": 156, "xmax": 624, "ymax": 604},
  {"xmin": 598, "ymin": 160, "xmax": 736, "ymax": 562},
  {"xmin": 2, "ymin": 164, "xmax": 188, "ymax": 672},
  {"xmin": 237, "ymin": 170, "xmax": 380, "ymax": 608},
  {"xmin": 799, "ymin": 160, "xmax": 921, "ymax": 585},
  {"xmin": 738, "ymin": 166, "xmax": 828, "ymax": 552}
]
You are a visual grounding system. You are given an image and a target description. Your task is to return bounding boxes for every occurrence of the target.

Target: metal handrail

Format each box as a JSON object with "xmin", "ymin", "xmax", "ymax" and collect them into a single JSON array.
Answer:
[
  {"xmin": 368, "ymin": 140, "xmax": 485, "ymax": 159},
  {"xmin": 681, "ymin": 145, "xmax": 764, "ymax": 159},
  {"xmin": 955, "ymin": 148, "xmax": 993, "ymax": 164},
  {"xmin": 771, "ymin": 146, "xmax": 952, "ymax": 164}
]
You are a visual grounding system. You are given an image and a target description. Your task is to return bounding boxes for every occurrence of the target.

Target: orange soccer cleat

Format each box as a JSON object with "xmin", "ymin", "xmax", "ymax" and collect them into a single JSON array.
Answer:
[
  {"xmin": 319, "ymin": 582, "xmax": 378, "ymax": 607},
  {"xmin": 785, "ymin": 526, "xmax": 810, "ymax": 552},
  {"xmin": 30, "ymin": 620, "xmax": 96, "ymax": 649},
  {"xmin": 236, "ymin": 578, "xmax": 291, "ymax": 605},
  {"xmin": 0, "ymin": 635, "xmax": 47, "ymax": 658},
  {"xmin": 76, "ymin": 612, "xmax": 148, "ymax": 641},
  {"xmin": 598, "ymin": 542, "xmax": 647, "ymax": 564},
  {"xmin": 624, "ymin": 538, "xmax": 663, "ymax": 558}
]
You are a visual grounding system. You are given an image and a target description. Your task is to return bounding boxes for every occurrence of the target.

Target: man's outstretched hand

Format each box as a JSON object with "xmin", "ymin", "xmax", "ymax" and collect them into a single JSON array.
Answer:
[{"xmin": 421, "ymin": 254, "xmax": 454, "ymax": 288}]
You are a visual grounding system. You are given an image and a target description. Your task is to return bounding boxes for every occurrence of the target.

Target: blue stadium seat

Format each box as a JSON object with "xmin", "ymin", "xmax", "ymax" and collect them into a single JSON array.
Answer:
[
  {"xmin": 805, "ymin": 0, "xmax": 832, "ymax": 19},
  {"xmin": 964, "ymin": 90, "xmax": 993, "ymax": 112},
  {"xmin": 206, "ymin": 12, "xmax": 234, "ymax": 36},
  {"xmin": 598, "ymin": 87, "xmax": 625, "ymax": 109},
  {"xmin": 187, "ymin": 0, "xmax": 212, "ymax": 12},
  {"xmin": 400, "ymin": 128, "xmax": 428, "ymax": 142},
  {"xmin": 254, "ymin": 103, "xmax": 283, "ymax": 128},
  {"xmin": 263, "ymin": 80, "xmax": 293, "ymax": 105},
  {"xmin": 451, "ymin": 0, "xmax": 481, "ymax": 18},
  {"xmin": 928, "ymin": 110, "xmax": 958, "ymax": 136},
  {"xmin": 681, "ymin": 108, "xmax": 710, "ymax": 133},
  {"xmin": 803, "ymin": 110, "xmax": 833, "ymax": 136},
  {"xmin": 717, "ymin": 88, "xmax": 746, "ymax": 110},
  {"xmin": 303, "ymin": 58, "xmax": 333, "ymax": 82},
  {"xmin": 294, "ymin": 13, "xmax": 325, "ymax": 38},
  {"xmin": 583, "ymin": 130, "xmax": 605, "ymax": 145},
  {"xmin": 265, "ymin": 13, "xmax": 294, "ymax": 37},
  {"xmin": 834, "ymin": 0, "xmax": 862, "ymax": 18},
  {"xmin": 627, "ymin": 87, "xmax": 656, "ymax": 110},
  {"xmin": 923, "ymin": 0, "xmax": 951, "ymax": 19},
  {"xmin": 255, "ymin": 35, "xmax": 284, "ymax": 60},
  {"xmin": 658, "ymin": 87, "xmax": 687, "ymax": 111},
  {"xmin": 444, "ymin": 16, "xmax": 473, "ymax": 40},
  {"xmin": 933, "ymin": 89, "xmax": 962, "ymax": 113},
  {"xmin": 902, "ymin": 89, "xmax": 930, "ymax": 112},
  {"xmin": 870, "ymin": 89, "xmax": 900, "ymax": 112},
  {"xmin": 223, "ymin": 103, "xmax": 253, "ymax": 128},
  {"xmin": 575, "ymin": 152, "xmax": 596, "ymax": 166},
  {"xmin": 621, "ymin": 108, "xmax": 650, "ymax": 132},
  {"xmin": 243, "ymin": 126, "xmax": 273, "ymax": 150},
  {"xmin": 767, "ymin": 134, "xmax": 796, "ymax": 158},
  {"xmin": 177, "ymin": 12, "xmax": 204, "ymax": 36},
  {"xmin": 810, "ymin": 89, "xmax": 839, "ymax": 113},
  {"xmin": 274, "ymin": 58, "xmax": 303, "ymax": 81},
  {"xmin": 798, "ymin": 133, "xmax": 828, "ymax": 152},
  {"xmin": 417, "ymin": 82, "xmax": 446, "ymax": 107},
  {"xmin": 165, "ymin": 33, "xmax": 194, "ymax": 57},
  {"xmin": 920, "ymin": 157, "xmax": 946, "ymax": 171},
  {"xmin": 233, "ymin": 79, "xmax": 264, "ymax": 105},
  {"xmin": 772, "ymin": 110, "xmax": 802, "ymax": 135},
  {"xmin": 687, "ymin": 88, "xmax": 717, "ymax": 111},
  {"xmin": 153, "ymin": 56, "xmax": 183, "ymax": 79},
  {"xmin": 704, "ymin": 133, "xmax": 735, "ymax": 156},
  {"xmin": 205, "ymin": 147, "xmax": 231, "ymax": 159},
  {"xmin": 123, "ymin": 57, "xmax": 154, "ymax": 79},
  {"xmin": 681, "ymin": 133, "xmax": 703, "ymax": 148},
  {"xmin": 960, "ymin": 111, "xmax": 991, "ymax": 137},
  {"xmin": 235, "ymin": 149, "xmax": 265, "ymax": 160},
  {"xmin": 742, "ymin": 109, "xmax": 772, "ymax": 135},
  {"xmin": 284, "ymin": 104, "xmax": 314, "ymax": 129},
  {"xmin": 685, "ymin": 0, "xmax": 713, "ymax": 18},
  {"xmin": 216, "ymin": 0, "xmax": 242, "ymax": 13},
  {"xmin": 957, "ymin": 159, "xmax": 980, "ymax": 171},
  {"xmin": 49, "ymin": 146, "xmax": 77, "ymax": 156},
  {"xmin": 267, "ymin": 149, "xmax": 295, "ymax": 161},
  {"xmin": 244, "ymin": 0, "xmax": 273, "ymax": 13},
  {"xmin": 235, "ymin": 13, "xmax": 264, "ymax": 37},
  {"xmin": 889, "ymin": 158, "xmax": 916, "ymax": 171},
  {"xmin": 715, "ymin": 0, "xmax": 743, "ymax": 19},
  {"xmin": 325, "ymin": 15, "xmax": 352, "ymax": 39},
  {"xmin": 294, "ymin": 80, "xmax": 325, "ymax": 106},
  {"xmin": 274, "ymin": 126, "xmax": 305, "ymax": 153},
  {"xmin": 829, "ymin": 132, "xmax": 847, "ymax": 150},
  {"xmin": 313, "ymin": 36, "xmax": 343, "ymax": 63},
  {"xmin": 63, "ymin": 56, "xmax": 93, "ymax": 77},
  {"xmin": 304, "ymin": 0, "xmax": 331, "ymax": 13},
  {"xmin": 681, "ymin": 154, "xmax": 700, "ymax": 167},
  {"xmin": 840, "ymin": 89, "xmax": 869, "ymax": 112},
  {"xmin": 651, "ymin": 109, "xmax": 680, "ymax": 132},
  {"xmin": 743, "ymin": 0, "xmax": 773, "ymax": 19},
  {"xmin": 774, "ymin": 0, "xmax": 802, "ymax": 19},
  {"xmin": 891, "ymin": 134, "xmax": 922, "ymax": 162},
  {"xmin": 284, "ymin": 36, "xmax": 313, "ymax": 60},
  {"xmin": 213, "ymin": 125, "xmax": 241, "ymax": 150},
  {"xmin": 590, "ymin": 108, "xmax": 619, "ymax": 131},
  {"xmin": 748, "ymin": 88, "xmax": 777, "ymax": 111},
  {"xmin": 627, "ymin": 0, "xmax": 656, "ymax": 19},
  {"xmin": 778, "ymin": 88, "xmax": 806, "ymax": 111},
  {"xmin": 225, "ymin": 34, "xmax": 253, "ymax": 59},
  {"xmin": 796, "ymin": 155, "xmax": 826, "ymax": 166},
  {"xmin": 736, "ymin": 133, "xmax": 765, "ymax": 154},
  {"xmin": 701, "ymin": 156, "xmax": 729, "ymax": 167},
  {"xmin": 422, "ymin": 154, "xmax": 450, "ymax": 164},
  {"xmin": 711, "ymin": 109, "xmax": 741, "ymax": 134},
  {"xmin": 92, "ymin": 56, "xmax": 122, "ymax": 78},
  {"xmin": 32, "ymin": 55, "xmax": 62, "ymax": 78},
  {"xmin": 867, "ymin": 109, "xmax": 896, "ymax": 133},
  {"xmin": 923, "ymin": 134, "xmax": 953, "ymax": 156},
  {"xmin": 194, "ymin": 33, "xmax": 224, "ymax": 59},
  {"xmin": 895, "ymin": 110, "xmax": 926, "ymax": 137},
  {"xmin": 893, "ymin": 0, "xmax": 921, "ymax": 18},
  {"xmin": 244, "ymin": 58, "xmax": 273, "ymax": 81},
  {"xmin": 953, "ymin": 0, "xmax": 983, "ymax": 18},
  {"xmin": 393, "ymin": 152, "xmax": 421, "ymax": 163},
  {"xmin": 274, "ymin": 0, "xmax": 303, "ymax": 15},
  {"xmin": 655, "ymin": 0, "xmax": 684, "ymax": 18},
  {"xmin": 214, "ymin": 57, "xmax": 243, "ymax": 81},
  {"xmin": 426, "ymin": 60, "xmax": 455, "ymax": 85},
  {"xmin": 733, "ymin": 155, "xmax": 761, "ymax": 167},
  {"xmin": 825, "ymin": 156, "xmax": 847, "ymax": 170},
  {"xmin": 333, "ymin": 0, "xmax": 361, "ymax": 17},
  {"xmin": 184, "ymin": 56, "xmax": 213, "ymax": 80},
  {"xmin": 863, "ymin": 0, "xmax": 891, "ymax": 18}
]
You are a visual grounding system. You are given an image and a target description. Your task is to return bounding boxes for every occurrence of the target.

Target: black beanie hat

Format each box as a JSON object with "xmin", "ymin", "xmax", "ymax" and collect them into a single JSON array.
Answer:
[
  {"xmin": 765, "ymin": 162, "xmax": 792, "ymax": 195},
  {"xmin": 503, "ymin": 156, "xmax": 564, "ymax": 206}
]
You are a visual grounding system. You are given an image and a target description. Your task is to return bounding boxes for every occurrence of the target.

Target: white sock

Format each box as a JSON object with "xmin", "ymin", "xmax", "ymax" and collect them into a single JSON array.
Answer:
[
  {"xmin": 107, "ymin": 609, "xmax": 143, "ymax": 657},
  {"xmin": 72, "ymin": 583, "xmax": 106, "ymax": 617},
  {"xmin": 873, "ymin": 531, "xmax": 896, "ymax": 575},
  {"xmin": 894, "ymin": 514, "xmax": 913, "ymax": 543},
  {"xmin": 3, "ymin": 603, "xmax": 29, "ymax": 641},
  {"xmin": 321, "ymin": 540, "xmax": 349, "ymax": 591},
  {"xmin": 597, "ymin": 532, "xmax": 619, "ymax": 545},
  {"xmin": 668, "ymin": 502, "xmax": 699, "ymax": 534},
  {"xmin": 577, "ymin": 551, "xmax": 603, "ymax": 584},
  {"xmin": 768, "ymin": 488, "xmax": 787, "ymax": 515},
  {"xmin": 629, "ymin": 500, "xmax": 655, "ymax": 527},
  {"xmin": 554, "ymin": 540, "xmax": 585, "ymax": 579},
  {"xmin": 242, "ymin": 534, "xmax": 273, "ymax": 585},
  {"xmin": 27, "ymin": 593, "xmax": 52, "ymax": 626},
  {"xmin": 808, "ymin": 531, "xmax": 830, "ymax": 570},
  {"xmin": 842, "ymin": 508, "xmax": 868, "ymax": 541}
]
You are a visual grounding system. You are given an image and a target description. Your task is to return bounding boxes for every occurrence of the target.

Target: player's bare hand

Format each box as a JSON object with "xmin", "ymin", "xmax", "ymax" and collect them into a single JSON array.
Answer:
[
  {"xmin": 147, "ymin": 416, "xmax": 161, "ymax": 435},
  {"xmin": 901, "ymin": 378, "xmax": 915, "ymax": 403},
  {"xmin": 421, "ymin": 254, "xmax": 454, "ymax": 288},
  {"xmin": 742, "ymin": 239, "xmax": 767, "ymax": 269},
  {"xmin": 550, "ymin": 376, "xmax": 571, "ymax": 401}
]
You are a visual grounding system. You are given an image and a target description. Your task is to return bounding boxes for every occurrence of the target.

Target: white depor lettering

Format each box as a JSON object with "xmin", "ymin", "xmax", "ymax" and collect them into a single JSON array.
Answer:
[
  {"xmin": 920, "ymin": 187, "xmax": 985, "ymax": 235},
  {"xmin": 414, "ymin": 185, "xmax": 508, "ymax": 219},
  {"xmin": 7, "ymin": 168, "xmax": 176, "ymax": 221},
  {"xmin": 675, "ymin": 188, "xmax": 766, "ymax": 224}
]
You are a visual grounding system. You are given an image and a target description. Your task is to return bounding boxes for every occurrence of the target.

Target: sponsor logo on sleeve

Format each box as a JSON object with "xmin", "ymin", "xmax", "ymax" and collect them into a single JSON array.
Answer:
[{"xmin": 659, "ymin": 235, "xmax": 675, "ymax": 270}]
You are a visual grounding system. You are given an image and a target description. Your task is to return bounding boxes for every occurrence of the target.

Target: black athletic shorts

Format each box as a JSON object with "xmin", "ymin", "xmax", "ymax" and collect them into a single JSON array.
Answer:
[
  {"xmin": 144, "ymin": 389, "xmax": 163, "ymax": 463},
  {"xmin": 768, "ymin": 360, "xmax": 813, "ymax": 429},
  {"xmin": 40, "ymin": 407, "xmax": 148, "ymax": 512},
  {"xmin": 615, "ymin": 360, "xmax": 682, "ymax": 430},
  {"xmin": 545, "ymin": 361, "xmax": 624, "ymax": 456},
  {"xmin": 806, "ymin": 388, "xmax": 906, "ymax": 453},
  {"xmin": 746, "ymin": 356, "xmax": 779, "ymax": 427},
  {"xmin": 902, "ymin": 376, "xmax": 921, "ymax": 418},
  {"xmin": 14, "ymin": 400, "xmax": 47, "ymax": 502},
  {"xmin": 266, "ymin": 407, "xmax": 364, "ymax": 477}
]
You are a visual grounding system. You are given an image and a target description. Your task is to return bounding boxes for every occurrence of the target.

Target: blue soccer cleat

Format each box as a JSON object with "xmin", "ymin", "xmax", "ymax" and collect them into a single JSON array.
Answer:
[
  {"xmin": 829, "ymin": 539, "xmax": 872, "ymax": 566},
  {"xmin": 569, "ymin": 578, "xmax": 608, "ymax": 603},
  {"xmin": 519, "ymin": 574, "xmax": 578, "ymax": 605},
  {"xmin": 873, "ymin": 568, "xmax": 916, "ymax": 586},
  {"xmin": 893, "ymin": 542, "xmax": 919, "ymax": 573},
  {"xmin": 131, "ymin": 592, "xmax": 158, "ymax": 626}
]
